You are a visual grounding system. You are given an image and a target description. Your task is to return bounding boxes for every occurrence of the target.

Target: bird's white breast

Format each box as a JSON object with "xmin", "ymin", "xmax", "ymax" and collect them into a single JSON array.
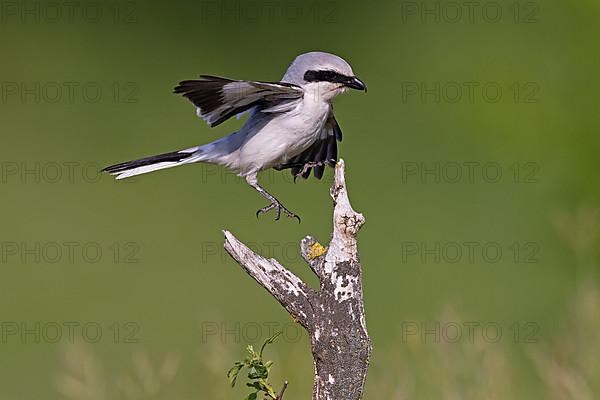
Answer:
[{"xmin": 236, "ymin": 90, "xmax": 331, "ymax": 175}]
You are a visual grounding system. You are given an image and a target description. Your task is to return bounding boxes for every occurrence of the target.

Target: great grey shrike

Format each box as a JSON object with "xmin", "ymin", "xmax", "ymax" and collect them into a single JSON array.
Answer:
[{"xmin": 103, "ymin": 51, "xmax": 367, "ymax": 221}]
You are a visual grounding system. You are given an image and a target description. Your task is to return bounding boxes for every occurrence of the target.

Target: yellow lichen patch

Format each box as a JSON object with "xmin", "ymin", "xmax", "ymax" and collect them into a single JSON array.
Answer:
[{"xmin": 307, "ymin": 242, "xmax": 327, "ymax": 260}]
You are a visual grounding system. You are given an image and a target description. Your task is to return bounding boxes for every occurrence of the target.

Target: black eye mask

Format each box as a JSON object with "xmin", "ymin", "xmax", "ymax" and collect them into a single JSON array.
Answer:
[{"xmin": 303, "ymin": 70, "xmax": 351, "ymax": 85}]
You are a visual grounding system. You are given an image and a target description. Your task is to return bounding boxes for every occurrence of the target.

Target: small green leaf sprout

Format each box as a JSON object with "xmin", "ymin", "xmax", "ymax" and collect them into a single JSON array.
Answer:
[{"xmin": 227, "ymin": 331, "xmax": 288, "ymax": 400}]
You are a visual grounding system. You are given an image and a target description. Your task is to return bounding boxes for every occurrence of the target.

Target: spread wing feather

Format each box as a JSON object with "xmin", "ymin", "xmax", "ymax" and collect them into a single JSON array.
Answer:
[{"xmin": 173, "ymin": 75, "xmax": 304, "ymax": 127}]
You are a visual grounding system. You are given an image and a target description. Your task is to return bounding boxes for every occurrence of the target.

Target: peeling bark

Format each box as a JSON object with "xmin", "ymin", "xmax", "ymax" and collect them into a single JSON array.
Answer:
[{"xmin": 223, "ymin": 159, "xmax": 372, "ymax": 400}]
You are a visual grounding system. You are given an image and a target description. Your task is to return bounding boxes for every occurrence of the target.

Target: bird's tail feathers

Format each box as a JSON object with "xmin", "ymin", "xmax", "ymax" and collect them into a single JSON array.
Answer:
[{"xmin": 102, "ymin": 145, "xmax": 206, "ymax": 180}]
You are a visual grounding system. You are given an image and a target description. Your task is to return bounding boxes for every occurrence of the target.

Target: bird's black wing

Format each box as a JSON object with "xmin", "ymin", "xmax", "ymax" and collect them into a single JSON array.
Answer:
[
  {"xmin": 174, "ymin": 75, "xmax": 304, "ymax": 127},
  {"xmin": 275, "ymin": 111, "xmax": 343, "ymax": 180}
]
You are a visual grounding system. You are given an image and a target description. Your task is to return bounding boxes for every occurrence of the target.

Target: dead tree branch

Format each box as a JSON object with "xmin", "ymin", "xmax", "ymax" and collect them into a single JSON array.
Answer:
[{"xmin": 223, "ymin": 159, "xmax": 371, "ymax": 400}]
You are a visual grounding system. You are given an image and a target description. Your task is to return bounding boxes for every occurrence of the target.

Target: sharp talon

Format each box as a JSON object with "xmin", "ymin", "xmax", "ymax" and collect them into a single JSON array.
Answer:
[
  {"xmin": 255, "ymin": 200, "xmax": 300, "ymax": 222},
  {"xmin": 256, "ymin": 203, "xmax": 276, "ymax": 219},
  {"xmin": 280, "ymin": 207, "xmax": 301, "ymax": 223}
]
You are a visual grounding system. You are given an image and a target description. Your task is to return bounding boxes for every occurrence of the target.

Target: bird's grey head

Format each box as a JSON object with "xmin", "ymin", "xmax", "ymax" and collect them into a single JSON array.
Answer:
[{"xmin": 282, "ymin": 51, "xmax": 367, "ymax": 100}]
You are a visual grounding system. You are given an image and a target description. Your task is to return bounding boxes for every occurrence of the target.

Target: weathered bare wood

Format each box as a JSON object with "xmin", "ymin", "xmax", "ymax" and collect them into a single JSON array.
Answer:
[{"xmin": 223, "ymin": 159, "xmax": 371, "ymax": 400}]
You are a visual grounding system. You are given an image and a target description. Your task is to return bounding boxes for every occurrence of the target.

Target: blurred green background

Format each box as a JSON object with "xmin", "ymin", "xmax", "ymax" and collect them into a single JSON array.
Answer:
[{"xmin": 1, "ymin": 0, "xmax": 599, "ymax": 398}]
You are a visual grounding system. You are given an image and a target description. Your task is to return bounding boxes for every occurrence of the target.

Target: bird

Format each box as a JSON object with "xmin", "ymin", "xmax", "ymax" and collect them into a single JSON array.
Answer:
[{"xmin": 102, "ymin": 51, "xmax": 367, "ymax": 222}]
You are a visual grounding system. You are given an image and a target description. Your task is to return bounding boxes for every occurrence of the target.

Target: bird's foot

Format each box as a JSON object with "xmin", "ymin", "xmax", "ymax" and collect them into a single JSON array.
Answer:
[
  {"xmin": 295, "ymin": 161, "xmax": 325, "ymax": 178},
  {"xmin": 293, "ymin": 160, "xmax": 334, "ymax": 181},
  {"xmin": 256, "ymin": 201, "xmax": 301, "ymax": 223}
]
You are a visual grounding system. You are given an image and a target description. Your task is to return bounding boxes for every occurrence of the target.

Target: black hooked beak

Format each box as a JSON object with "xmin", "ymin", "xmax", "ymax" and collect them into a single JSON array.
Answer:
[{"xmin": 345, "ymin": 76, "xmax": 367, "ymax": 92}]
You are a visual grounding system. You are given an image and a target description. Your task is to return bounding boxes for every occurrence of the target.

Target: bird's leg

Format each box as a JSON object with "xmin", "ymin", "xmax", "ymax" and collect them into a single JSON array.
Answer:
[{"xmin": 250, "ymin": 182, "xmax": 301, "ymax": 223}]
